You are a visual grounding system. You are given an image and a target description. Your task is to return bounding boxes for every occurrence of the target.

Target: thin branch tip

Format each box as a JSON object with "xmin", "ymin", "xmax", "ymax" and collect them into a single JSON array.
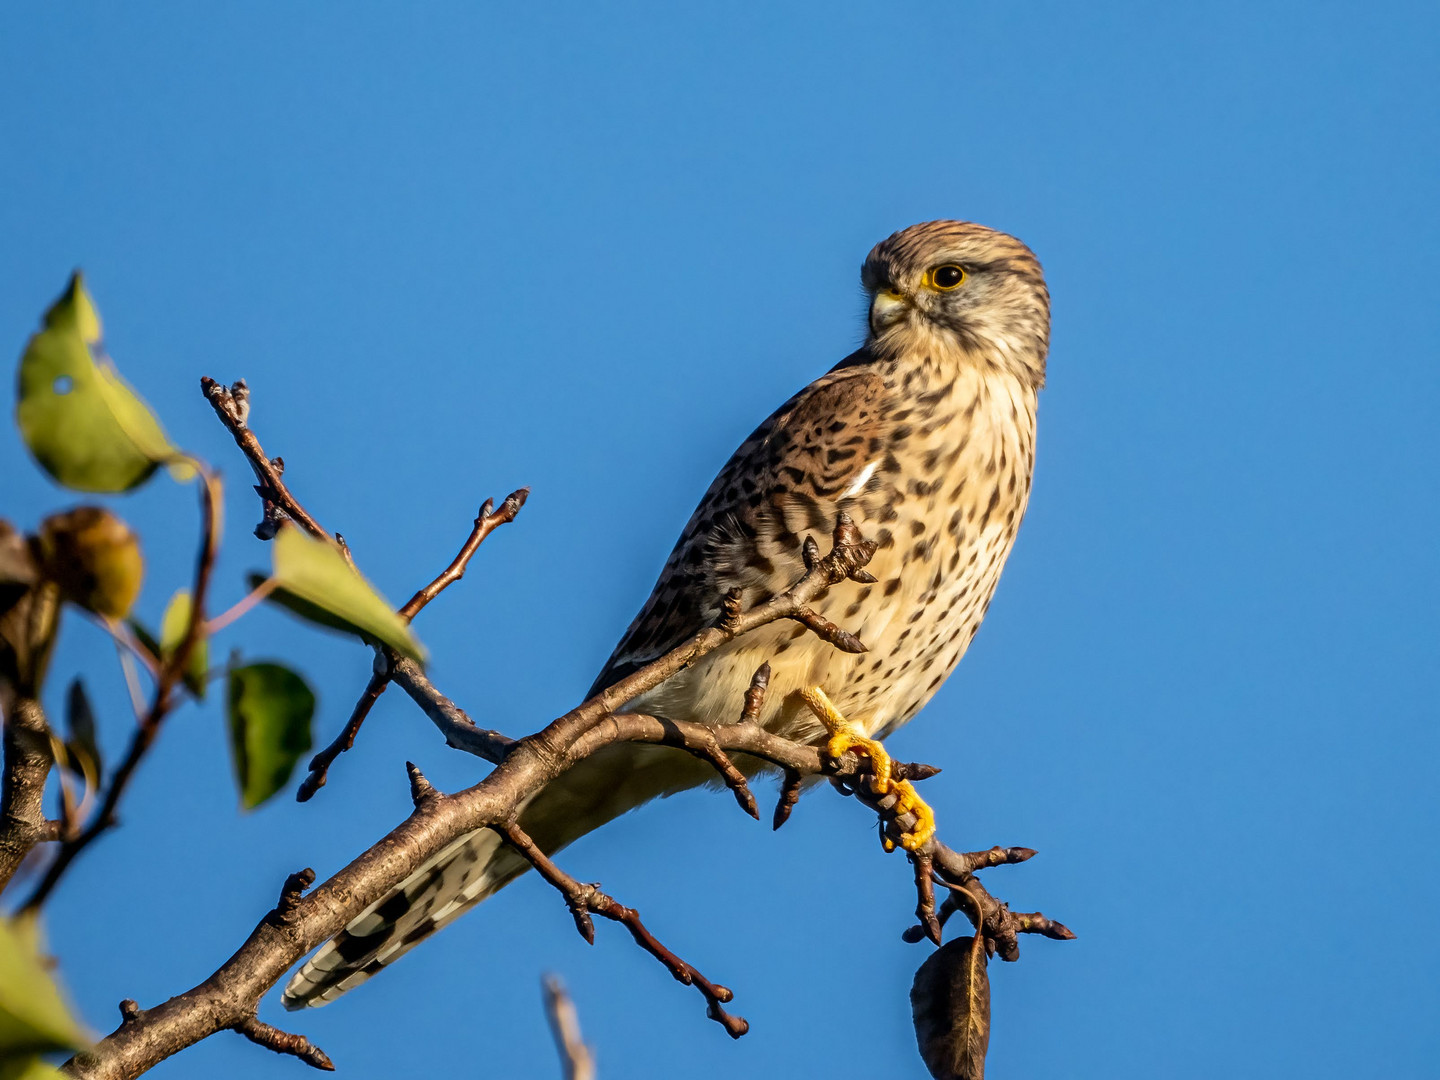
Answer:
[
  {"xmin": 276, "ymin": 868, "xmax": 316, "ymax": 916},
  {"xmin": 398, "ymin": 486, "xmax": 530, "ymax": 620},
  {"xmin": 501, "ymin": 821, "xmax": 747, "ymax": 1035},
  {"xmin": 298, "ymin": 671, "xmax": 391, "ymax": 801},
  {"xmin": 232, "ymin": 1014, "xmax": 334, "ymax": 1071},
  {"xmin": 542, "ymin": 974, "xmax": 596, "ymax": 1080},
  {"xmin": 405, "ymin": 761, "xmax": 439, "ymax": 806}
]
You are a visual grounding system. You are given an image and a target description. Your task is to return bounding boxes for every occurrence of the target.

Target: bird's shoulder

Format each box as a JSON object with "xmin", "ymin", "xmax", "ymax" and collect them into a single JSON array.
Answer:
[
  {"xmin": 748, "ymin": 356, "xmax": 888, "ymax": 500},
  {"xmin": 588, "ymin": 351, "xmax": 890, "ymax": 697}
]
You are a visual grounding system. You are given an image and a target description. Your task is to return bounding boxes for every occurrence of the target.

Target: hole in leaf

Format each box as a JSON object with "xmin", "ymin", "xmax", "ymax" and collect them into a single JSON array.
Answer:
[{"xmin": 52, "ymin": 375, "xmax": 74, "ymax": 395}]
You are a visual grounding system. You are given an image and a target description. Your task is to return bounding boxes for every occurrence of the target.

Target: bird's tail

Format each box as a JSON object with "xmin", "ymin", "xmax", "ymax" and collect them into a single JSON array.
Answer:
[{"xmin": 281, "ymin": 741, "xmax": 714, "ymax": 1009}]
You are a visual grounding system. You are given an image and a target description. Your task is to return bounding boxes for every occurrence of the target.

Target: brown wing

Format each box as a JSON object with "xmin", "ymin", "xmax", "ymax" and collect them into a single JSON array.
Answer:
[{"xmin": 588, "ymin": 351, "xmax": 888, "ymax": 696}]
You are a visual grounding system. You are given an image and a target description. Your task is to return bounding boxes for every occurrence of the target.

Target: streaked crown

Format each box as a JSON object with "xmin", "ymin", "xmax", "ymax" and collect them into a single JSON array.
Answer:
[{"xmin": 862, "ymin": 220, "xmax": 1049, "ymax": 387}]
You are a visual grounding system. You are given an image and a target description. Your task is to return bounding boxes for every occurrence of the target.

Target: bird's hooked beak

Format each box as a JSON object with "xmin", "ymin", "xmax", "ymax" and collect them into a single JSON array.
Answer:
[{"xmin": 869, "ymin": 288, "xmax": 911, "ymax": 335}]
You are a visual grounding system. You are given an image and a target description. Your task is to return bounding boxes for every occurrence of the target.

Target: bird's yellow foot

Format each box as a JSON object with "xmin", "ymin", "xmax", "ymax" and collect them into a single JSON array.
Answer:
[
  {"xmin": 885, "ymin": 780, "xmax": 936, "ymax": 852},
  {"xmin": 799, "ymin": 686, "xmax": 936, "ymax": 853},
  {"xmin": 799, "ymin": 686, "xmax": 895, "ymax": 790}
]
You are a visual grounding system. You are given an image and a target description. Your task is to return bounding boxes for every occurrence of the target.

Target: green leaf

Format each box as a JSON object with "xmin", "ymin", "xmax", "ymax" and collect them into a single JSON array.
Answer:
[
  {"xmin": 264, "ymin": 526, "xmax": 425, "ymax": 663},
  {"xmin": 15, "ymin": 273, "xmax": 179, "ymax": 493},
  {"xmin": 226, "ymin": 662, "xmax": 315, "ymax": 810},
  {"xmin": 160, "ymin": 589, "xmax": 207, "ymax": 699},
  {"xmin": 0, "ymin": 918, "xmax": 88, "ymax": 1059},
  {"xmin": 126, "ymin": 619, "xmax": 161, "ymax": 664},
  {"xmin": 0, "ymin": 1056, "xmax": 66, "ymax": 1080},
  {"xmin": 62, "ymin": 679, "xmax": 101, "ymax": 782}
]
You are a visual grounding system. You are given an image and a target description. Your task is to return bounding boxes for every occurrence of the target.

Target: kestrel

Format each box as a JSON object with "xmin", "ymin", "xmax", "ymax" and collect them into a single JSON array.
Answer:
[{"xmin": 284, "ymin": 219, "xmax": 1051, "ymax": 1007}]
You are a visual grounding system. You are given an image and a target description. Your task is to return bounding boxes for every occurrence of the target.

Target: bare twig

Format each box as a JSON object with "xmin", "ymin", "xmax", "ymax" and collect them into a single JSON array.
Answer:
[
  {"xmin": 293, "ymin": 486, "xmax": 527, "ymax": 799},
  {"xmin": 387, "ymin": 656, "xmax": 516, "ymax": 762},
  {"xmin": 398, "ymin": 489, "xmax": 529, "ymax": 621},
  {"xmin": 95, "ymin": 617, "xmax": 158, "ymax": 681},
  {"xmin": 802, "ymin": 745, "xmax": 1071, "ymax": 961},
  {"xmin": 200, "ymin": 378, "xmax": 335, "ymax": 549},
  {"xmin": 229, "ymin": 1014, "xmax": 334, "ymax": 1072},
  {"xmin": 670, "ymin": 662, "xmax": 771, "ymax": 820},
  {"xmin": 678, "ymin": 731, "xmax": 758, "ymax": 819},
  {"xmin": 500, "ymin": 822, "xmax": 748, "ymax": 1039},
  {"xmin": 542, "ymin": 976, "xmax": 595, "ymax": 1080},
  {"xmin": 296, "ymin": 669, "xmax": 390, "ymax": 802},
  {"xmin": 912, "ymin": 850, "xmax": 942, "ymax": 946},
  {"xmin": 204, "ymin": 577, "xmax": 278, "ymax": 636},
  {"xmin": 112, "ymin": 639, "xmax": 147, "ymax": 719},
  {"xmin": 899, "ymin": 843, "xmax": 1074, "ymax": 955},
  {"xmin": 21, "ymin": 466, "xmax": 223, "ymax": 911},
  {"xmin": 740, "ymin": 663, "xmax": 769, "ymax": 724},
  {"xmin": 404, "ymin": 761, "xmax": 439, "ymax": 807}
]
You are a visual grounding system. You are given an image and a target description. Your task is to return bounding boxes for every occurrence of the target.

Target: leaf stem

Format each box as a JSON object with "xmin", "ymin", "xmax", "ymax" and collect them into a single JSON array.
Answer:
[{"xmin": 205, "ymin": 577, "xmax": 278, "ymax": 636}]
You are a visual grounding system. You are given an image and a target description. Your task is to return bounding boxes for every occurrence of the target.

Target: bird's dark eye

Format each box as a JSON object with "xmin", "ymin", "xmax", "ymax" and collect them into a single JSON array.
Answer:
[{"xmin": 928, "ymin": 264, "xmax": 966, "ymax": 291}]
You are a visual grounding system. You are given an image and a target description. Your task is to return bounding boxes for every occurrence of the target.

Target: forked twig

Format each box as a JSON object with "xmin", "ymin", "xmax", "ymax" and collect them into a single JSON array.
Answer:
[{"xmin": 500, "ymin": 821, "xmax": 749, "ymax": 1039}]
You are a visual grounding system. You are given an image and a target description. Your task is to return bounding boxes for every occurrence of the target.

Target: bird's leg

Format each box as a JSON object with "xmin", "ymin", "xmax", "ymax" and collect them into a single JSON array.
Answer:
[
  {"xmin": 799, "ymin": 686, "xmax": 936, "ymax": 852},
  {"xmin": 800, "ymin": 685, "xmax": 894, "ymax": 788}
]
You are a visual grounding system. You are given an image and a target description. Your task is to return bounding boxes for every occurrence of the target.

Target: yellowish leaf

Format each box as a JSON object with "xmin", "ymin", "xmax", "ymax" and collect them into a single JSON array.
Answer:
[
  {"xmin": 266, "ymin": 526, "xmax": 424, "ymax": 663},
  {"xmin": 15, "ymin": 274, "xmax": 180, "ymax": 493},
  {"xmin": 160, "ymin": 589, "xmax": 208, "ymax": 699},
  {"xmin": 0, "ymin": 919, "xmax": 89, "ymax": 1059}
]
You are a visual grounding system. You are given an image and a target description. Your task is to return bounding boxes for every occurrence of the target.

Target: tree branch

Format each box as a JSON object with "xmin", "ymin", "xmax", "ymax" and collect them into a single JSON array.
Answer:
[
  {"xmin": 57, "ymin": 377, "xmax": 1070, "ymax": 1079},
  {"xmin": 64, "ymin": 657, "xmax": 1069, "ymax": 1079},
  {"xmin": 200, "ymin": 378, "xmax": 335, "ymax": 548},
  {"xmin": 204, "ymin": 388, "xmax": 531, "ymax": 799},
  {"xmin": 229, "ymin": 1014, "xmax": 334, "ymax": 1072},
  {"xmin": 542, "ymin": 976, "xmax": 595, "ymax": 1080},
  {"xmin": 295, "ymin": 669, "xmax": 390, "ymax": 802},
  {"xmin": 397, "ymin": 489, "xmax": 529, "ymax": 621},
  {"xmin": 501, "ymin": 821, "xmax": 748, "ymax": 1039},
  {"xmin": 387, "ymin": 656, "xmax": 517, "ymax": 762},
  {"xmin": 0, "ymin": 694, "xmax": 60, "ymax": 890}
]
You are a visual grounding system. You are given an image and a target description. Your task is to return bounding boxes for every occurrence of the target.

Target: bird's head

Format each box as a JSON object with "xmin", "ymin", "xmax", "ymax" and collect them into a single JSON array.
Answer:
[{"xmin": 861, "ymin": 220, "xmax": 1050, "ymax": 387}]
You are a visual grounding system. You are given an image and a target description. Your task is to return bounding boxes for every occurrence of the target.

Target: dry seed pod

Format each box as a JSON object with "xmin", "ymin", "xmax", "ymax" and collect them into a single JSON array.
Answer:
[{"xmin": 38, "ymin": 506, "xmax": 143, "ymax": 620}]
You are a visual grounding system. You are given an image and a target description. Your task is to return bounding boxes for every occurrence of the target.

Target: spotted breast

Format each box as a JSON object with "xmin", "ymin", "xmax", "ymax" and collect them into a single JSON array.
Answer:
[{"xmin": 620, "ymin": 345, "xmax": 1038, "ymax": 747}]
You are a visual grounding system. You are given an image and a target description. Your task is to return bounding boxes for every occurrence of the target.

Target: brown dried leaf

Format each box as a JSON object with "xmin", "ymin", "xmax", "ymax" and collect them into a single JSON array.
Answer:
[
  {"xmin": 911, "ymin": 934, "xmax": 991, "ymax": 1080},
  {"xmin": 0, "ymin": 521, "xmax": 39, "ymax": 616},
  {"xmin": 0, "ymin": 522, "xmax": 53, "ymax": 694},
  {"xmin": 0, "ymin": 581, "xmax": 60, "ymax": 696}
]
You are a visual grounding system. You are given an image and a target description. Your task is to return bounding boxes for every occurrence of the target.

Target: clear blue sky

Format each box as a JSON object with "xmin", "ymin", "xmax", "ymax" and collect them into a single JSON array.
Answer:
[{"xmin": 3, "ymin": 3, "xmax": 1437, "ymax": 1077}]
